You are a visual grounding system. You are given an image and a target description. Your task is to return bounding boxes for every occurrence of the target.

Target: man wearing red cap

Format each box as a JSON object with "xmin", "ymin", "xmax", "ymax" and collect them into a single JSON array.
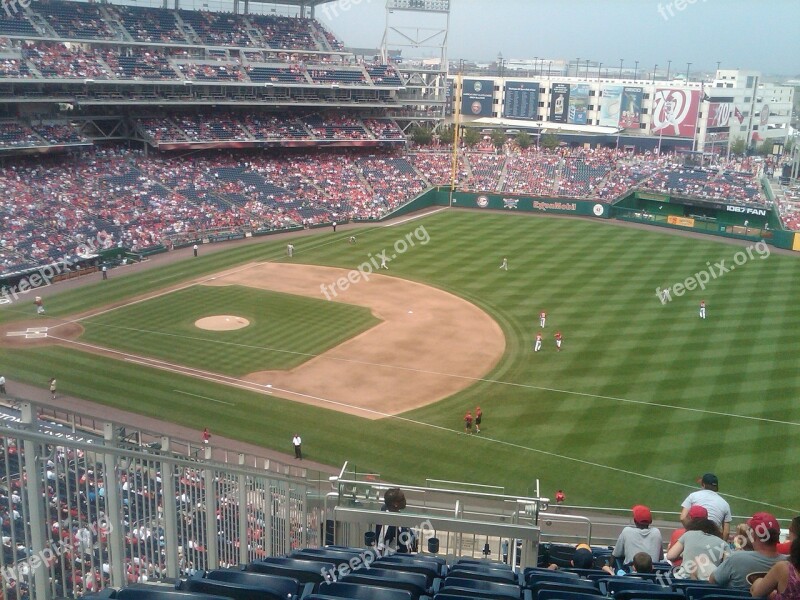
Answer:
[
  {"xmin": 680, "ymin": 473, "xmax": 732, "ymax": 540},
  {"xmin": 610, "ymin": 505, "xmax": 664, "ymax": 566},
  {"xmin": 709, "ymin": 512, "xmax": 786, "ymax": 588}
]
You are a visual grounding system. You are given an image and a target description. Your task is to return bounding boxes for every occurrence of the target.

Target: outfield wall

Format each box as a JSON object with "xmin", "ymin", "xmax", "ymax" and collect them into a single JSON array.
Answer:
[{"xmin": 419, "ymin": 188, "xmax": 612, "ymax": 218}]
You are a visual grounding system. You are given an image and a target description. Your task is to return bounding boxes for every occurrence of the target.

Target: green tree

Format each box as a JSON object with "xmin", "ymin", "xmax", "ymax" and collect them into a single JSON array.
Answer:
[
  {"xmin": 757, "ymin": 140, "xmax": 774, "ymax": 157},
  {"xmin": 729, "ymin": 137, "xmax": 746, "ymax": 156},
  {"xmin": 540, "ymin": 132, "xmax": 560, "ymax": 150},
  {"xmin": 410, "ymin": 126, "xmax": 432, "ymax": 145},
  {"xmin": 490, "ymin": 130, "xmax": 507, "ymax": 151},
  {"xmin": 515, "ymin": 132, "xmax": 532, "ymax": 149},
  {"xmin": 438, "ymin": 125, "xmax": 455, "ymax": 145},
  {"xmin": 461, "ymin": 127, "xmax": 481, "ymax": 147}
]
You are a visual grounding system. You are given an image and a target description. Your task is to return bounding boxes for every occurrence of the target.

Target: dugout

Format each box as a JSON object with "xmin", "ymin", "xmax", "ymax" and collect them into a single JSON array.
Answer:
[{"xmin": 612, "ymin": 191, "xmax": 773, "ymax": 240}]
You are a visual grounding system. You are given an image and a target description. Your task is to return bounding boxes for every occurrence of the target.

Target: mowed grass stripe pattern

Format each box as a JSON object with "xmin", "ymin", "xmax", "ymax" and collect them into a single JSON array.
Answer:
[
  {"xmin": 79, "ymin": 286, "xmax": 380, "ymax": 376},
  {"xmin": 2, "ymin": 211, "xmax": 799, "ymax": 515}
]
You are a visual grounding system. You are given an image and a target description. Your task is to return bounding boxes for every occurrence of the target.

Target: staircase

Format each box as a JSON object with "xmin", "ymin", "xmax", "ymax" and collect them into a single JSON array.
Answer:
[
  {"xmin": 23, "ymin": 7, "xmax": 57, "ymax": 38},
  {"xmin": 98, "ymin": 6, "xmax": 134, "ymax": 42}
]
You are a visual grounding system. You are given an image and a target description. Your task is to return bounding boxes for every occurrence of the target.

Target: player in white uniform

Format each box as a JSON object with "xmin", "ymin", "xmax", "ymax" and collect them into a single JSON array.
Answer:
[
  {"xmin": 699, "ymin": 300, "xmax": 706, "ymax": 319},
  {"xmin": 499, "ymin": 257, "xmax": 508, "ymax": 270},
  {"xmin": 539, "ymin": 310, "xmax": 546, "ymax": 328},
  {"xmin": 380, "ymin": 255, "xmax": 388, "ymax": 270},
  {"xmin": 534, "ymin": 332, "xmax": 542, "ymax": 352}
]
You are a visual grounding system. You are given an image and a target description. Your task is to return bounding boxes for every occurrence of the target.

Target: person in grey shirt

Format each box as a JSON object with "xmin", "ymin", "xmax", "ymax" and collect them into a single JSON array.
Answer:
[
  {"xmin": 667, "ymin": 507, "xmax": 729, "ymax": 580},
  {"xmin": 611, "ymin": 505, "xmax": 664, "ymax": 565},
  {"xmin": 681, "ymin": 473, "xmax": 732, "ymax": 540},
  {"xmin": 710, "ymin": 512, "xmax": 786, "ymax": 588}
]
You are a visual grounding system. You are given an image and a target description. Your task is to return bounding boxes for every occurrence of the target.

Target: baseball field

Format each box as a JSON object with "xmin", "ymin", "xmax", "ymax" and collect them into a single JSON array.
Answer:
[{"xmin": 0, "ymin": 209, "xmax": 798, "ymax": 517}]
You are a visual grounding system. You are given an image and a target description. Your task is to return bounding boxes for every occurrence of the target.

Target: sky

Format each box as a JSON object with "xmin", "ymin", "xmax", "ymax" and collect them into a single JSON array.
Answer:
[{"xmin": 316, "ymin": 0, "xmax": 800, "ymax": 76}]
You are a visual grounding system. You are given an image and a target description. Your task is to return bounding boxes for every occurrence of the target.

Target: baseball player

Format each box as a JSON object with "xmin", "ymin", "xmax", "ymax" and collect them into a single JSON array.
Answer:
[
  {"xmin": 499, "ymin": 257, "xmax": 508, "ymax": 271},
  {"xmin": 699, "ymin": 300, "xmax": 706, "ymax": 319},
  {"xmin": 554, "ymin": 331, "xmax": 563, "ymax": 351},
  {"xmin": 380, "ymin": 255, "xmax": 388, "ymax": 270},
  {"xmin": 539, "ymin": 310, "xmax": 546, "ymax": 328},
  {"xmin": 534, "ymin": 332, "xmax": 542, "ymax": 352},
  {"xmin": 35, "ymin": 296, "xmax": 45, "ymax": 315}
]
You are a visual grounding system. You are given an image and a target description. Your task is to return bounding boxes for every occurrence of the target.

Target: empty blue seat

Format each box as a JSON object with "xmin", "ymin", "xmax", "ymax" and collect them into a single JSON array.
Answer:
[
  {"xmin": 447, "ymin": 567, "xmax": 517, "ymax": 585},
  {"xmin": 204, "ymin": 569, "xmax": 309, "ymax": 598},
  {"xmin": 528, "ymin": 582, "xmax": 601, "ymax": 597},
  {"xmin": 537, "ymin": 590, "xmax": 601, "ymax": 600},
  {"xmin": 108, "ymin": 587, "xmax": 232, "ymax": 600},
  {"xmin": 178, "ymin": 576, "xmax": 288, "ymax": 600},
  {"xmin": 378, "ymin": 554, "xmax": 446, "ymax": 577},
  {"xmin": 340, "ymin": 568, "xmax": 429, "ymax": 600},
  {"xmin": 440, "ymin": 577, "xmax": 522, "ymax": 600},
  {"xmin": 524, "ymin": 571, "xmax": 581, "ymax": 588},
  {"xmin": 246, "ymin": 558, "xmax": 335, "ymax": 585},
  {"xmin": 613, "ymin": 591, "xmax": 685, "ymax": 600},
  {"xmin": 685, "ymin": 590, "xmax": 751, "ymax": 600},
  {"xmin": 606, "ymin": 580, "xmax": 666, "ymax": 596},
  {"xmin": 308, "ymin": 583, "xmax": 412, "ymax": 600},
  {"xmin": 376, "ymin": 558, "xmax": 441, "ymax": 587}
]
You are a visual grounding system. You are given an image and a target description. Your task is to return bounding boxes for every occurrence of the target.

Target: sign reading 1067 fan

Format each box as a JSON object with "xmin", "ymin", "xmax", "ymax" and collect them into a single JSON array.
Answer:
[
  {"xmin": 461, "ymin": 79, "xmax": 494, "ymax": 117},
  {"xmin": 650, "ymin": 89, "xmax": 701, "ymax": 138}
]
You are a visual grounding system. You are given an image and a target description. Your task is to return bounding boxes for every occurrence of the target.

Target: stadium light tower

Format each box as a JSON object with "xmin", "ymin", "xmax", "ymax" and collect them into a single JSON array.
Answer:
[
  {"xmin": 634, "ymin": 60, "xmax": 639, "ymax": 80},
  {"xmin": 619, "ymin": 59, "xmax": 623, "ymax": 78},
  {"xmin": 381, "ymin": 0, "xmax": 450, "ymax": 123},
  {"xmin": 666, "ymin": 60, "xmax": 672, "ymax": 81}
]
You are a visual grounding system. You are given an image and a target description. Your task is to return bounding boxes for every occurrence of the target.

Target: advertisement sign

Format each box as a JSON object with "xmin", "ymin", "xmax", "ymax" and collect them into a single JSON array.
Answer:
[
  {"xmin": 549, "ymin": 83, "xmax": 570, "ymax": 123},
  {"xmin": 599, "ymin": 85, "xmax": 622, "ymax": 127},
  {"xmin": 461, "ymin": 79, "xmax": 494, "ymax": 117},
  {"xmin": 619, "ymin": 86, "xmax": 643, "ymax": 129},
  {"xmin": 650, "ymin": 89, "xmax": 701, "ymax": 138},
  {"xmin": 568, "ymin": 83, "xmax": 589, "ymax": 124},
  {"xmin": 504, "ymin": 81, "xmax": 540, "ymax": 120},
  {"xmin": 707, "ymin": 103, "xmax": 731, "ymax": 128},
  {"xmin": 668, "ymin": 215, "xmax": 696, "ymax": 227}
]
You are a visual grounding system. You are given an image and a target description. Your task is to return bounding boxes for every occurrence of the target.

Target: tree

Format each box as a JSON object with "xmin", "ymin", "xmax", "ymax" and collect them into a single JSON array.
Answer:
[
  {"xmin": 490, "ymin": 130, "xmax": 507, "ymax": 151},
  {"xmin": 438, "ymin": 125, "xmax": 455, "ymax": 145},
  {"xmin": 729, "ymin": 137, "xmax": 746, "ymax": 157},
  {"xmin": 515, "ymin": 132, "xmax": 532, "ymax": 149},
  {"xmin": 461, "ymin": 127, "xmax": 481, "ymax": 147},
  {"xmin": 540, "ymin": 132, "xmax": 560, "ymax": 150},
  {"xmin": 410, "ymin": 126, "xmax": 432, "ymax": 145},
  {"xmin": 757, "ymin": 140, "xmax": 774, "ymax": 157}
]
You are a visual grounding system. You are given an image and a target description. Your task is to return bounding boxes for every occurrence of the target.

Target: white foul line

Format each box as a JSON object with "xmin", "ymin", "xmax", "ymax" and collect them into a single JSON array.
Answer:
[
  {"xmin": 383, "ymin": 207, "xmax": 448, "ymax": 227},
  {"xmin": 173, "ymin": 390, "xmax": 235, "ymax": 406}
]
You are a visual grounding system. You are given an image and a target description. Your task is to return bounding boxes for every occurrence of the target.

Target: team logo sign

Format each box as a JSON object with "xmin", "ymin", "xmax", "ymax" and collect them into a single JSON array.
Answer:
[
  {"xmin": 473, "ymin": 81, "xmax": 483, "ymax": 92},
  {"xmin": 760, "ymin": 105, "xmax": 770, "ymax": 126},
  {"xmin": 593, "ymin": 204, "xmax": 604, "ymax": 216},
  {"xmin": 476, "ymin": 196, "xmax": 489, "ymax": 208},
  {"xmin": 709, "ymin": 103, "xmax": 731, "ymax": 128},
  {"xmin": 503, "ymin": 198, "xmax": 518, "ymax": 209},
  {"xmin": 651, "ymin": 89, "xmax": 699, "ymax": 138}
]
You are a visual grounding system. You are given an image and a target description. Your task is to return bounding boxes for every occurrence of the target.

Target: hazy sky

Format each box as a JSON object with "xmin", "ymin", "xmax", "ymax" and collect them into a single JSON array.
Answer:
[{"xmin": 316, "ymin": 0, "xmax": 800, "ymax": 76}]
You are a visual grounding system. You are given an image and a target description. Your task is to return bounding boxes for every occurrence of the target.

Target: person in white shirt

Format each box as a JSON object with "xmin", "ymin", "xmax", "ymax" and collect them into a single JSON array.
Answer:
[{"xmin": 292, "ymin": 434, "xmax": 302, "ymax": 459}]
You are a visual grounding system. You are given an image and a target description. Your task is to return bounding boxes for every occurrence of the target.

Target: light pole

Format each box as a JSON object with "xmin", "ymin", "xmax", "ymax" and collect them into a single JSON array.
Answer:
[
  {"xmin": 548, "ymin": 60, "xmax": 552, "ymax": 79},
  {"xmin": 652, "ymin": 64, "xmax": 658, "ymax": 84},
  {"xmin": 685, "ymin": 62, "xmax": 692, "ymax": 83},
  {"xmin": 634, "ymin": 60, "xmax": 639, "ymax": 80},
  {"xmin": 619, "ymin": 58, "xmax": 624, "ymax": 78},
  {"xmin": 598, "ymin": 62, "xmax": 603, "ymax": 80},
  {"xmin": 533, "ymin": 56, "xmax": 538, "ymax": 77},
  {"xmin": 575, "ymin": 57, "xmax": 580, "ymax": 77},
  {"xmin": 716, "ymin": 61, "xmax": 721, "ymax": 75},
  {"xmin": 666, "ymin": 60, "xmax": 672, "ymax": 81}
]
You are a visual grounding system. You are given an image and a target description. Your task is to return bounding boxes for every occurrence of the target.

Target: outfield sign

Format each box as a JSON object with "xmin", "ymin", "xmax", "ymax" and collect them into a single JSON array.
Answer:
[
  {"xmin": 451, "ymin": 192, "xmax": 609, "ymax": 217},
  {"xmin": 726, "ymin": 205, "xmax": 767, "ymax": 217},
  {"xmin": 668, "ymin": 215, "xmax": 696, "ymax": 227}
]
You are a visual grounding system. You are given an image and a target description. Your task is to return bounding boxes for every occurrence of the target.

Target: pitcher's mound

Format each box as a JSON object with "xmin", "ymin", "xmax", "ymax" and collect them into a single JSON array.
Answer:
[{"xmin": 195, "ymin": 315, "xmax": 250, "ymax": 331}]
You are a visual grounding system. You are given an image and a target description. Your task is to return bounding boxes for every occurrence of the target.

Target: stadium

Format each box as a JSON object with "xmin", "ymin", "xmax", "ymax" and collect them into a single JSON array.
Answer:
[{"xmin": 0, "ymin": 0, "xmax": 798, "ymax": 599}]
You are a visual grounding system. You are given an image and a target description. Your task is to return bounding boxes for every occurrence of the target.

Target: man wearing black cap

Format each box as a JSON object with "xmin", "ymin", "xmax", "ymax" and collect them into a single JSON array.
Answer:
[
  {"xmin": 709, "ymin": 512, "xmax": 786, "ymax": 588},
  {"xmin": 680, "ymin": 473, "xmax": 732, "ymax": 540}
]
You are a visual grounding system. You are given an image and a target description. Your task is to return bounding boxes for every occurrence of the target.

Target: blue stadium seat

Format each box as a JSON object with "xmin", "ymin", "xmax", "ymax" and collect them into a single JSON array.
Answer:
[
  {"xmin": 612, "ymin": 591, "xmax": 685, "ymax": 600},
  {"xmin": 527, "ymin": 582, "xmax": 601, "ymax": 597},
  {"xmin": 524, "ymin": 570, "xmax": 581, "ymax": 588},
  {"xmin": 109, "ymin": 587, "xmax": 232, "ymax": 600},
  {"xmin": 246, "ymin": 558, "xmax": 336, "ymax": 585},
  {"xmin": 340, "ymin": 568, "xmax": 429, "ymax": 600},
  {"xmin": 178, "ymin": 576, "xmax": 291, "ymax": 600},
  {"xmin": 440, "ymin": 577, "xmax": 523, "ymax": 600},
  {"xmin": 375, "ymin": 557, "xmax": 441, "ymax": 587},
  {"xmin": 378, "ymin": 553, "xmax": 447, "ymax": 576},
  {"xmin": 536, "ymin": 590, "xmax": 601, "ymax": 600},
  {"xmin": 447, "ymin": 567, "xmax": 518, "ymax": 585},
  {"xmin": 312, "ymin": 582, "xmax": 413, "ymax": 600},
  {"xmin": 204, "ymin": 568, "xmax": 311, "ymax": 598},
  {"xmin": 685, "ymin": 590, "xmax": 751, "ymax": 600},
  {"xmin": 606, "ymin": 579, "xmax": 666, "ymax": 596}
]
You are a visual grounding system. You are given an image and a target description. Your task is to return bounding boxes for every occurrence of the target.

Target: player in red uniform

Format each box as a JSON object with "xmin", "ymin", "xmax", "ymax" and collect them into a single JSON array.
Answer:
[
  {"xmin": 554, "ymin": 331, "xmax": 563, "ymax": 351},
  {"xmin": 539, "ymin": 310, "xmax": 546, "ymax": 328},
  {"xmin": 464, "ymin": 411, "xmax": 473, "ymax": 434},
  {"xmin": 555, "ymin": 490, "xmax": 566, "ymax": 504},
  {"xmin": 534, "ymin": 332, "xmax": 543, "ymax": 352}
]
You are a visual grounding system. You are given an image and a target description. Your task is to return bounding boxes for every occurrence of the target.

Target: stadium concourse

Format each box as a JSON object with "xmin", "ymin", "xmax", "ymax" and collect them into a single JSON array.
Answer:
[{"xmin": 0, "ymin": 146, "xmax": 775, "ymax": 276}]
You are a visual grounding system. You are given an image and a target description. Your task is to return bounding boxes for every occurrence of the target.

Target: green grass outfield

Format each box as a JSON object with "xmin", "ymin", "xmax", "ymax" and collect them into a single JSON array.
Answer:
[
  {"xmin": 80, "ymin": 286, "xmax": 379, "ymax": 376},
  {"xmin": 1, "ymin": 210, "xmax": 798, "ymax": 517}
]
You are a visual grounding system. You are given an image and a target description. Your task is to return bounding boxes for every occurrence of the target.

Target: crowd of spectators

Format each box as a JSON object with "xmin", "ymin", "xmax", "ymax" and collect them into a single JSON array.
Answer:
[
  {"xmin": 23, "ymin": 42, "xmax": 110, "ymax": 79},
  {"xmin": 0, "ymin": 142, "xmax": 786, "ymax": 274}
]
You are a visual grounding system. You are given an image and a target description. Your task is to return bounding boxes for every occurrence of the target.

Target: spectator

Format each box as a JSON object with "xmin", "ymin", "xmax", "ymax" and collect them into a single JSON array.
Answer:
[
  {"xmin": 376, "ymin": 488, "xmax": 410, "ymax": 552},
  {"xmin": 680, "ymin": 473, "xmax": 732, "ymax": 540},
  {"xmin": 667, "ymin": 505, "xmax": 729, "ymax": 580},
  {"xmin": 603, "ymin": 551, "xmax": 654, "ymax": 576},
  {"xmin": 778, "ymin": 517, "xmax": 800, "ymax": 555},
  {"xmin": 710, "ymin": 512, "xmax": 786, "ymax": 589},
  {"xmin": 610, "ymin": 505, "xmax": 664, "ymax": 566},
  {"xmin": 751, "ymin": 537, "xmax": 800, "ymax": 600}
]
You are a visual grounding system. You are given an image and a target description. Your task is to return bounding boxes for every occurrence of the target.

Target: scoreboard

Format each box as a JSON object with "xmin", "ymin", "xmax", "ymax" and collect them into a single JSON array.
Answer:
[{"xmin": 503, "ymin": 81, "xmax": 540, "ymax": 120}]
